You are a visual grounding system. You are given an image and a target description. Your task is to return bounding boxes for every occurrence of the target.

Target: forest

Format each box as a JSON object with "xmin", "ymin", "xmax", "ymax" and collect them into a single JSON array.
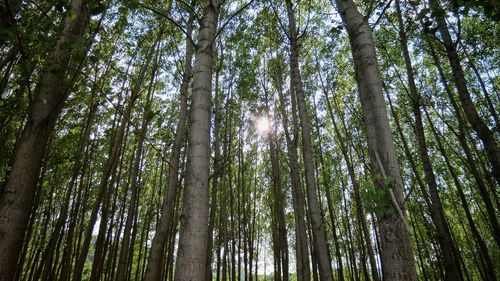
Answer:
[{"xmin": 0, "ymin": 0, "xmax": 499, "ymax": 280}]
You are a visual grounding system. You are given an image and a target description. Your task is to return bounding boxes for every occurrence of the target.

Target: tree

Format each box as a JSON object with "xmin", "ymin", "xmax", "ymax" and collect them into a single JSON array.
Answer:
[
  {"xmin": 333, "ymin": 0, "xmax": 418, "ymax": 280},
  {"xmin": 173, "ymin": 1, "xmax": 221, "ymax": 280},
  {"xmin": 0, "ymin": 0, "xmax": 95, "ymax": 278}
]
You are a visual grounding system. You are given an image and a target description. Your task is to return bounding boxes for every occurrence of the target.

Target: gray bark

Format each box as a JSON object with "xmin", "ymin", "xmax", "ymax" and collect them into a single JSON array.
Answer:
[
  {"xmin": 174, "ymin": 1, "xmax": 220, "ymax": 280},
  {"xmin": 284, "ymin": 1, "xmax": 333, "ymax": 280},
  {"xmin": 334, "ymin": 0, "xmax": 418, "ymax": 280},
  {"xmin": 143, "ymin": 13, "xmax": 194, "ymax": 281}
]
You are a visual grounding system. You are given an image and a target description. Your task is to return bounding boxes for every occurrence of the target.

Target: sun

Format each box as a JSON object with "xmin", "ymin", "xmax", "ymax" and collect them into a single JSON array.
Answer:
[{"xmin": 256, "ymin": 116, "xmax": 271, "ymax": 135}]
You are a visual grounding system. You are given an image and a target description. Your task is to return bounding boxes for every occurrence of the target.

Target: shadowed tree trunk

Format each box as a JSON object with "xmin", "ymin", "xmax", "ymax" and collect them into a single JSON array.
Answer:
[
  {"xmin": 284, "ymin": 1, "xmax": 333, "ymax": 280},
  {"xmin": 0, "ymin": 0, "xmax": 22, "ymax": 43},
  {"xmin": 333, "ymin": 0, "xmax": 418, "ymax": 280},
  {"xmin": 142, "ymin": 12, "xmax": 194, "ymax": 281},
  {"xmin": 0, "ymin": 1, "xmax": 90, "ymax": 279},
  {"xmin": 429, "ymin": 0, "xmax": 500, "ymax": 185}
]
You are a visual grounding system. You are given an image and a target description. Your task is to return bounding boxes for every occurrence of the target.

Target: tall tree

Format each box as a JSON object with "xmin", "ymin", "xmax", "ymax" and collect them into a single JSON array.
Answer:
[
  {"xmin": 0, "ymin": 0, "xmax": 93, "ymax": 278},
  {"xmin": 270, "ymin": 53, "xmax": 311, "ymax": 281},
  {"xmin": 174, "ymin": 1, "xmax": 220, "ymax": 280},
  {"xmin": 143, "ymin": 11, "xmax": 194, "ymax": 281},
  {"xmin": 429, "ymin": 0, "xmax": 500, "ymax": 185},
  {"xmin": 394, "ymin": 0, "xmax": 463, "ymax": 279},
  {"xmin": 284, "ymin": 1, "xmax": 333, "ymax": 279},
  {"xmin": 333, "ymin": 0, "xmax": 418, "ymax": 280}
]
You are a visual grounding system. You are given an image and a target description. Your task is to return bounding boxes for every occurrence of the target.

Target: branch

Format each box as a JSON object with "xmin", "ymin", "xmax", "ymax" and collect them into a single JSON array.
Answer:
[
  {"xmin": 176, "ymin": 0, "xmax": 200, "ymax": 19},
  {"xmin": 215, "ymin": 0, "xmax": 255, "ymax": 39},
  {"xmin": 137, "ymin": 2, "xmax": 197, "ymax": 48},
  {"xmin": 269, "ymin": 0, "xmax": 290, "ymax": 40},
  {"xmin": 374, "ymin": 151, "xmax": 411, "ymax": 233},
  {"xmin": 297, "ymin": 0, "xmax": 312, "ymax": 41},
  {"xmin": 370, "ymin": 0, "xmax": 393, "ymax": 29}
]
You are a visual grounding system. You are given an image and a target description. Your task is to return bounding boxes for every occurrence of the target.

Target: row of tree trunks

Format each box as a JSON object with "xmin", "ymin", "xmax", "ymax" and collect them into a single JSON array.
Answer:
[
  {"xmin": 429, "ymin": 0, "xmax": 500, "ymax": 186},
  {"xmin": 427, "ymin": 39, "xmax": 500, "ymax": 249},
  {"xmin": 272, "ymin": 53, "xmax": 311, "ymax": 281},
  {"xmin": 393, "ymin": 1, "xmax": 463, "ymax": 280},
  {"xmin": 84, "ymin": 28, "xmax": 162, "ymax": 281},
  {"xmin": 264, "ymin": 85, "xmax": 289, "ymax": 281},
  {"xmin": 115, "ymin": 51, "xmax": 158, "ymax": 281},
  {"xmin": 315, "ymin": 55, "xmax": 379, "ymax": 281}
]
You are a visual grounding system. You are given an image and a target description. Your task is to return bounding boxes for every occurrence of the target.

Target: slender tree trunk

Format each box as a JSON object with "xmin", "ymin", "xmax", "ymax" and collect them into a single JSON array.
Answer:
[
  {"xmin": 273, "ymin": 59, "xmax": 311, "ymax": 281},
  {"xmin": 174, "ymin": 1, "xmax": 220, "ymax": 280},
  {"xmin": 143, "ymin": 13, "xmax": 194, "ymax": 281},
  {"xmin": 0, "ymin": 1, "xmax": 89, "ymax": 279},
  {"xmin": 395, "ymin": 1, "xmax": 463, "ymax": 279},
  {"xmin": 284, "ymin": 1, "xmax": 333, "ymax": 279},
  {"xmin": 427, "ymin": 41, "xmax": 500, "ymax": 248},
  {"xmin": 263, "ymin": 70, "xmax": 289, "ymax": 281},
  {"xmin": 334, "ymin": 0, "xmax": 418, "ymax": 280},
  {"xmin": 429, "ymin": 0, "xmax": 500, "ymax": 185},
  {"xmin": 467, "ymin": 58, "xmax": 500, "ymax": 133},
  {"xmin": 205, "ymin": 43, "xmax": 223, "ymax": 281}
]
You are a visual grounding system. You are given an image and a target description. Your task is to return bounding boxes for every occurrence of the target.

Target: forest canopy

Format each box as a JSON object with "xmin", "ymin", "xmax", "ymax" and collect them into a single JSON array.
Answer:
[{"xmin": 0, "ymin": 0, "xmax": 499, "ymax": 280}]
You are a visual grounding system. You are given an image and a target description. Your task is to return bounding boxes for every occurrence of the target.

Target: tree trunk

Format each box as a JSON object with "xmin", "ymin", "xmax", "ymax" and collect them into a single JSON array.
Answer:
[
  {"xmin": 0, "ymin": 1, "xmax": 89, "ymax": 279},
  {"xmin": 205, "ymin": 43, "xmax": 223, "ymax": 281},
  {"xmin": 173, "ymin": 1, "xmax": 220, "ymax": 280},
  {"xmin": 395, "ymin": 1, "xmax": 463, "ymax": 279},
  {"xmin": 143, "ymin": 13, "xmax": 194, "ymax": 281},
  {"xmin": 429, "ymin": 0, "xmax": 500, "ymax": 185},
  {"xmin": 273, "ymin": 58, "xmax": 311, "ymax": 281},
  {"xmin": 284, "ymin": 1, "xmax": 333, "ymax": 280},
  {"xmin": 264, "ymin": 88, "xmax": 289, "ymax": 281},
  {"xmin": 334, "ymin": 0, "xmax": 418, "ymax": 280}
]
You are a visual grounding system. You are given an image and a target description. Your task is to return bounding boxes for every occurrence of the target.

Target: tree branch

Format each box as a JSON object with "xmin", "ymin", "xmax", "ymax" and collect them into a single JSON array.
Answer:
[
  {"xmin": 137, "ymin": 2, "xmax": 197, "ymax": 48},
  {"xmin": 215, "ymin": 0, "xmax": 255, "ymax": 40}
]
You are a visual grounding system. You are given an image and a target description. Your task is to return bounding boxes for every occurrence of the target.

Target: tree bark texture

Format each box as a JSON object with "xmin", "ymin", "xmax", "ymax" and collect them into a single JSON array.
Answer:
[
  {"xmin": 0, "ymin": 1, "xmax": 88, "ymax": 279},
  {"xmin": 334, "ymin": 0, "xmax": 418, "ymax": 280},
  {"xmin": 174, "ymin": 1, "xmax": 219, "ymax": 280}
]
